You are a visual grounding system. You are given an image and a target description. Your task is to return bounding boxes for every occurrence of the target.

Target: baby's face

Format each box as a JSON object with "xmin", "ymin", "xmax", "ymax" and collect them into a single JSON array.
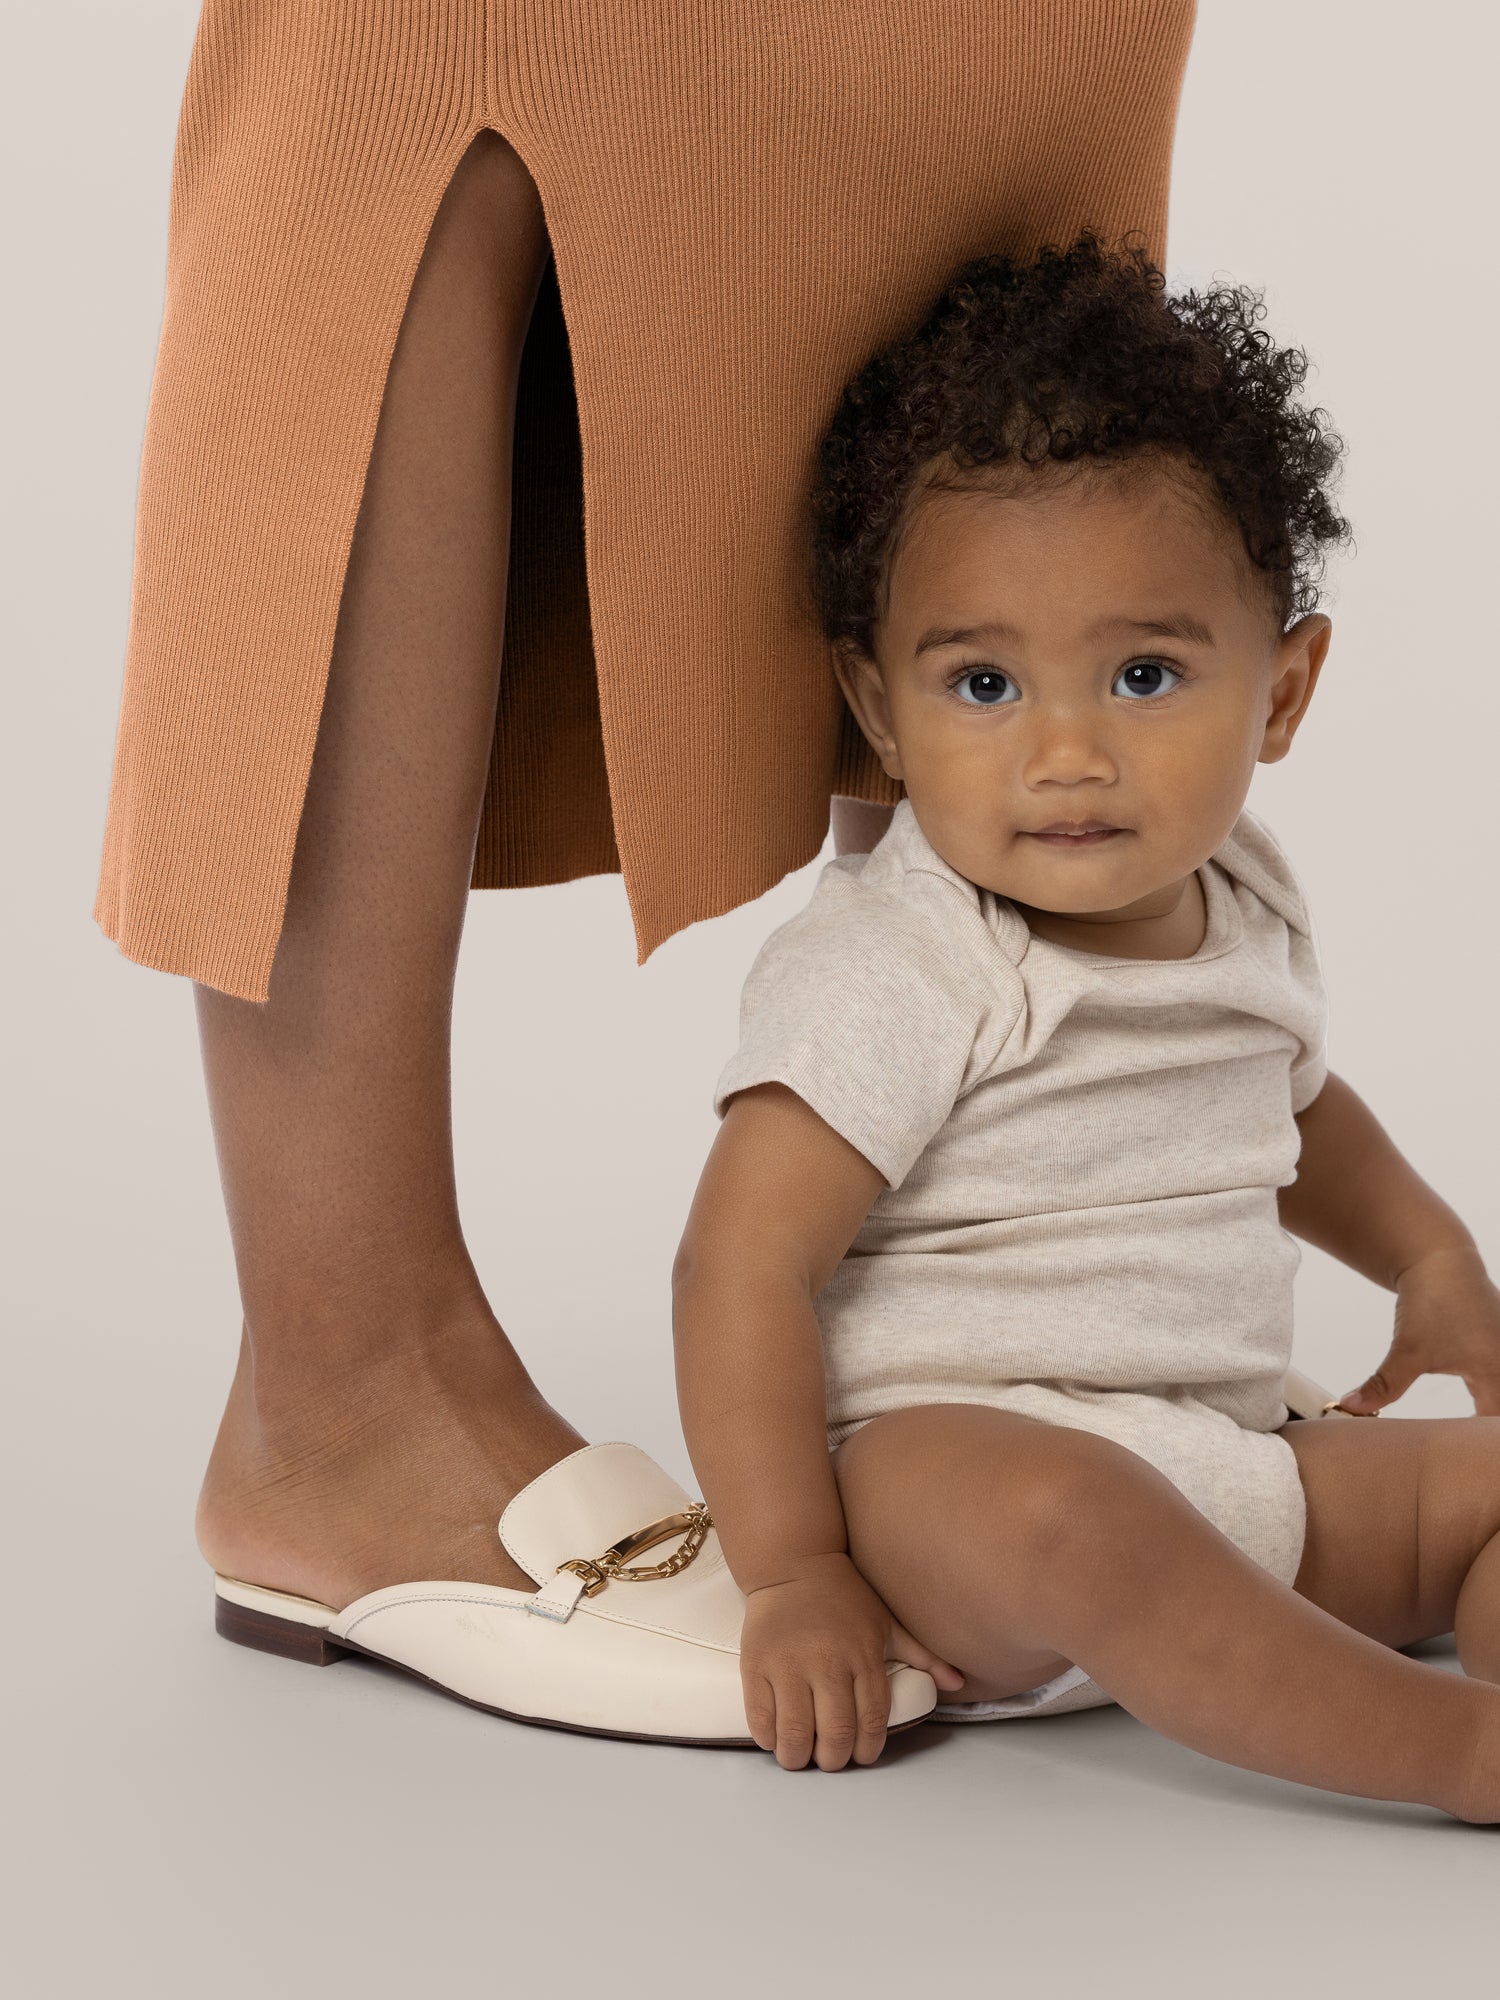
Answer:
[{"xmin": 833, "ymin": 455, "xmax": 1331, "ymax": 930}]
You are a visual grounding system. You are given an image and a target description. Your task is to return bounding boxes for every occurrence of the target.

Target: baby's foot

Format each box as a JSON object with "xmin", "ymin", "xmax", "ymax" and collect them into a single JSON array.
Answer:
[{"xmin": 1452, "ymin": 1696, "xmax": 1500, "ymax": 1824}]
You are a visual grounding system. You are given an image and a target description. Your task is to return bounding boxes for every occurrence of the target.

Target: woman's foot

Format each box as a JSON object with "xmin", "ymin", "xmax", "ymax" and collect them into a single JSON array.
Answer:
[{"xmin": 196, "ymin": 1308, "xmax": 588, "ymax": 1607}]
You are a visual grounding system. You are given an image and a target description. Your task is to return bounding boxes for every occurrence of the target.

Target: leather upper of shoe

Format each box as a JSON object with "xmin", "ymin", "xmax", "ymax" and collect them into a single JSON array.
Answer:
[{"xmin": 498, "ymin": 1440, "xmax": 745, "ymax": 1650}]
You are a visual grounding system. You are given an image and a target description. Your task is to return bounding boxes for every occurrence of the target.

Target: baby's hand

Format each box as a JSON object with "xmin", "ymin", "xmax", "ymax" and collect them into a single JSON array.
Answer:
[
  {"xmin": 738, "ymin": 1550, "xmax": 966, "ymax": 1770},
  {"xmin": 1337, "ymin": 1242, "xmax": 1500, "ymax": 1415}
]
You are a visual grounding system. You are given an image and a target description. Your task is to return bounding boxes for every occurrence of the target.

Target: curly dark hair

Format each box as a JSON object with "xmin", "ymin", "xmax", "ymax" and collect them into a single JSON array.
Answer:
[{"xmin": 809, "ymin": 229, "xmax": 1353, "ymax": 652}]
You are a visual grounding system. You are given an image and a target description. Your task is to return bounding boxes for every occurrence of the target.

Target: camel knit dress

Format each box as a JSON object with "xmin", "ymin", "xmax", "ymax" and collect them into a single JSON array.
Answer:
[
  {"xmin": 712, "ymin": 798, "xmax": 1329, "ymax": 1718},
  {"xmin": 92, "ymin": 0, "xmax": 1199, "ymax": 1000}
]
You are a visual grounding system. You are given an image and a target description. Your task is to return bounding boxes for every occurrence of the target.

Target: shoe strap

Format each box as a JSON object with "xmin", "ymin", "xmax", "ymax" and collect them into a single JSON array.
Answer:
[
  {"xmin": 525, "ymin": 1568, "xmax": 589, "ymax": 1621},
  {"xmin": 501, "ymin": 1439, "xmax": 698, "ymax": 1596}
]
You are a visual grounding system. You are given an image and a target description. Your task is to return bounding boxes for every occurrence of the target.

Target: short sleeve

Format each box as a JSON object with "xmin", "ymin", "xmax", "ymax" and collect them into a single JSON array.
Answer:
[
  {"xmin": 1264, "ymin": 824, "xmax": 1329, "ymax": 1114},
  {"xmin": 711, "ymin": 868, "xmax": 993, "ymax": 1191},
  {"xmin": 1289, "ymin": 903, "xmax": 1329, "ymax": 1113},
  {"xmin": 1223, "ymin": 808, "xmax": 1329, "ymax": 1114}
]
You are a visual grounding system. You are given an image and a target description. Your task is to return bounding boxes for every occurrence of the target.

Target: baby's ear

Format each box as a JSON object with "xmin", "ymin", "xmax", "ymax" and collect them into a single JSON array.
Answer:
[
  {"xmin": 829, "ymin": 635, "xmax": 864, "ymax": 697},
  {"xmin": 830, "ymin": 639, "xmax": 901, "ymax": 774},
  {"xmin": 1261, "ymin": 613, "xmax": 1332, "ymax": 764}
]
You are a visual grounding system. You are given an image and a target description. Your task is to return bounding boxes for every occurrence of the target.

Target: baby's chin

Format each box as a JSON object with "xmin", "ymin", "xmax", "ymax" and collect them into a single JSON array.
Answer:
[
  {"xmin": 923, "ymin": 813, "xmax": 1224, "ymax": 917},
  {"xmin": 916, "ymin": 816, "xmax": 1144, "ymax": 908}
]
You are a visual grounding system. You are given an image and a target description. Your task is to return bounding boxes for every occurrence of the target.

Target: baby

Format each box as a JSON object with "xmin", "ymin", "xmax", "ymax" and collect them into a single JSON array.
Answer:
[{"xmin": 671, "ymin": 232, "xmax": 1500, "ymax": 1821}]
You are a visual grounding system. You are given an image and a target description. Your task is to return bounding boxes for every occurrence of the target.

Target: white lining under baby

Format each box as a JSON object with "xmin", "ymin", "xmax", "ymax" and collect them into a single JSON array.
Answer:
[{"xmin": 931, "ymin": 1661, "xmax": 1096, "ymax": 1720}]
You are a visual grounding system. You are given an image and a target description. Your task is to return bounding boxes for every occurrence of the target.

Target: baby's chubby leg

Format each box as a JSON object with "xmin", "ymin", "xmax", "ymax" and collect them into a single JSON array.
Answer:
[
  {"xmin": 1280, "ymin": 1413, "xmax": 1500, "ymax": 1684},
  {"xmin": 831, "ymin": 1405, "xmax": 1500, "ymax": 1821}
]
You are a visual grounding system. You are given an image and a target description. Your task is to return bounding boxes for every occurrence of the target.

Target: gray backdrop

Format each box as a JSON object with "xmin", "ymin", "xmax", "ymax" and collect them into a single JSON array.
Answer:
[{"xmin": 6, "ymin": 3, "xmax": 1496, "ymax": 1995}]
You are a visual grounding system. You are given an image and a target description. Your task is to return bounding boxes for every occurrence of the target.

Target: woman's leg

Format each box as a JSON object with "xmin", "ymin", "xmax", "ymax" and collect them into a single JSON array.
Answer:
[
  {"xmin": 833, "ymin": 1405, "xmax": 1500, "ymax": 1820},
  {"xmin": 194, "ymin": 130, "xmax": 586, "ymax": 1608}
]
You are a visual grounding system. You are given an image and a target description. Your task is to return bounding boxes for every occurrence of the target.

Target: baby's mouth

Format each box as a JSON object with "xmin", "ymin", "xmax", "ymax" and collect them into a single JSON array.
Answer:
[{"xmin": 1026, "ymin": 822, "xmax": 1126, "ymax": 846}]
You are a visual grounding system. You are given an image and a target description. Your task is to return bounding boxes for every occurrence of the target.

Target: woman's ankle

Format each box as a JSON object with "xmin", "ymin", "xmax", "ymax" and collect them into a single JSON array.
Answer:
[{"xmin": 232, "ymin": 1253, "xmax": 511, "ymax": 1405}]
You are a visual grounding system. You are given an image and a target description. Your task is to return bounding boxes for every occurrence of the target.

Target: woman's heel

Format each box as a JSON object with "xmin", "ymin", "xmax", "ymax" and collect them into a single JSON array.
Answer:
[{"xmin": 214, "ymin": 1579, "xmax": 350, "ymax": 1666}]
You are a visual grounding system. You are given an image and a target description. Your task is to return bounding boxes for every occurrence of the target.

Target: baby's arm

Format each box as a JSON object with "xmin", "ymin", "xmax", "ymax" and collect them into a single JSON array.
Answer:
[
  {"xmin": 672, "ymin": 1080, "xmax": 965, "ymax": 1769},
  {"xmin": 1278, "ymin": 1070, "xmax": 1500, "ymax": 1412}
]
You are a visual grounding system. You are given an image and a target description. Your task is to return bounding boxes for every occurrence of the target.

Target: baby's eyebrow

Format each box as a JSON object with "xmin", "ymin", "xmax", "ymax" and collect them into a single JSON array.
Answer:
[
  {"xmin": 914, "ymin": 611, "xmax": 1216, "ymax": 655},
  {"xmin": 1092, "ymin": 613, "xmax": 1216, "ymax": 647}
]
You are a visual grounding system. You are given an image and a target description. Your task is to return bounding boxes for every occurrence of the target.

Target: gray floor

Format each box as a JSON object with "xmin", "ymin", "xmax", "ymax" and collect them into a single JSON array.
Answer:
[{"xmin": 12, "ymin": 1530, "xmax": 1492, "ymax": 1998}]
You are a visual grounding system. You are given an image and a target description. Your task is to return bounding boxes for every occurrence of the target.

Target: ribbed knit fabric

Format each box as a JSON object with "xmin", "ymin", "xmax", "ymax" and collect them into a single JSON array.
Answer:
[{"xmin": 94, "ymin": 0, "xmax": 1198, "ymax": 1000}]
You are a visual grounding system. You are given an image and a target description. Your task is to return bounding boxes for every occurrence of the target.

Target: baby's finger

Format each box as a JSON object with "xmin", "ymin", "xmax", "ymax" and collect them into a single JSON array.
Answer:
[
  {"xmin": 773, "ymin": 1676, "xmax": 818, "ymax": 1771},
  {"xmin": 886, "ymin": 1616, "xmax": 968, "ymax": 1693},
  {"xmin": 740, "ymin": 1670, "xmax": 779, "ymax": 1755},
  {"xmin": 851, "ymin": 1665, "xmax": 893, "ymax": 1766},
  {"xmin": 810, "ymin": 1671, "xmax": 861, "ymax": 1772},
  {"xmin": 1338, "ymin": 1339, "xmax": 1422, "ymax": 1414}
]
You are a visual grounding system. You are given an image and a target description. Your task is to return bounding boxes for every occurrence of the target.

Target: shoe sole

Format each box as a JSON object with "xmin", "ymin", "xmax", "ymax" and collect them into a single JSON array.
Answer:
[{"xmin": 216, "ymin": 1591, "xmax": 932, "ymax": 1752}]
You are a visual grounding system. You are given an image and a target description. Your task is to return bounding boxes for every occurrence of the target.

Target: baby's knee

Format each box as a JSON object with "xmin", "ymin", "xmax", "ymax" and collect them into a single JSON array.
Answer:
[{"xmin": 997, "ymin": 1423, "xmax": 1165, "ymax": 1577}]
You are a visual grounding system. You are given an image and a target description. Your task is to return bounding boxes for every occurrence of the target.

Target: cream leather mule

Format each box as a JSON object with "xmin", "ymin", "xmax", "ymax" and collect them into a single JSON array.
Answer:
[{"xmin": 214, "ymin": 1439, "xmax": 940, "ymax": 1747}]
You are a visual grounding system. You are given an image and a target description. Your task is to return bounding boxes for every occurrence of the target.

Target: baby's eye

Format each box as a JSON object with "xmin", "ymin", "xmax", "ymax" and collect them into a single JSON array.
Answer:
[
  {"xmin": 1113, "ymin": 660, "xmax": 1184, "ymax": 700},
  {"xmin": 951, "ymin": 669, "xmax": 1015, "ymax": 707}
]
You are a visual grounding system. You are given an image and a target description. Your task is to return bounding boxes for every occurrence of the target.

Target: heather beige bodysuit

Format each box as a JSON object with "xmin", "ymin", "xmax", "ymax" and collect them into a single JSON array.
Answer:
[{"xmin": 712, "ymin": 797, "xmax": 1329, "ymax": 1719}]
